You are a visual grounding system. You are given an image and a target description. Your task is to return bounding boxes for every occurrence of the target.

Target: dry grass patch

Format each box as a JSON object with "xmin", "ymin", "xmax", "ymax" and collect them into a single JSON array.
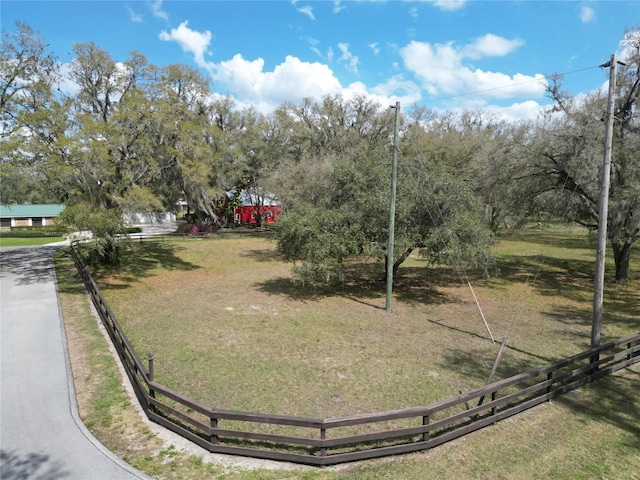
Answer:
[
  {"xmin": 58, "ymin": 225, "xmax": 640, "ymax": 479},
  {"xmin": 93, "ymin": 228, "xmax": 638, "ymax": 421}
]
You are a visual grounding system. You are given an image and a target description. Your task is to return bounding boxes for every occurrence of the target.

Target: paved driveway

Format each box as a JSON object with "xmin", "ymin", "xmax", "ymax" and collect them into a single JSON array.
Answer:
[{"xmin": 1, "ymin": 246, "xmax": 150, "ymax": 479}]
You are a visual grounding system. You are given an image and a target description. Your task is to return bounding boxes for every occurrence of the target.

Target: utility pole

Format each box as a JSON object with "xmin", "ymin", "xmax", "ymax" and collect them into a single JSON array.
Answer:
[
  {"xmin": 592, "ymin": 53, "xmax": 618, "ymax": 349},
  {"xmin": 386, "ymin": 101, "xmax": 400, "ymax": 312}
]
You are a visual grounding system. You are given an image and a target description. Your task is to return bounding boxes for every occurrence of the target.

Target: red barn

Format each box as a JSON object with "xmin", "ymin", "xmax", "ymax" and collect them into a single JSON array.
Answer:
[{"xmin": 227, "ymin": 188, "xmax": 281, "ymax": 226}]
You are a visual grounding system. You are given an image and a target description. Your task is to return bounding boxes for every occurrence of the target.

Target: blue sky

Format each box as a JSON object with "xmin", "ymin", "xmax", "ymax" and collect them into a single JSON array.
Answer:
[{"xmin": 2, "ymin": 1, "xmax": 639, "ymax": 119}]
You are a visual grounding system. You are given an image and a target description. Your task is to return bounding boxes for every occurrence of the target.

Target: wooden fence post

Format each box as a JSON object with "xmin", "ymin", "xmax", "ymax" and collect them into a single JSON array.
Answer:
[
  {"xmin": 320, "ymin": 428, "xmax": 326, "ymax": 457},
  {"xmin": 422, "ymin": 415, "xmax": 430, "ymax": 442},
  {"xmin": 491, "ymin": 392, "xmax": 497, "ymax": 424},
  {"xmin": 148, "ymin": 353, "xmax": 155, "ymax": 413},
  {"xmin": 210, "ymin": 418, "xmax": 218, "ymax": 444}
]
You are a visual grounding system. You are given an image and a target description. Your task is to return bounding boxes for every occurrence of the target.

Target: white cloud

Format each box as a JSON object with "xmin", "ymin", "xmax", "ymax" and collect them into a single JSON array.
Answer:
[
  {"xmin": 333, "ymin": 1, "xmax": 345, "ymax": 14},
  {"xmin": 369, "ymin": 75, "xmax": 423, "ymax": 106},
  {"xmin": 306, "ymin": 37, "xmax": 320, "ymax": 47},
  {"xmin": 55, "ymin": 62, "xmax": 81, "ymax": 97},
  {"xmin": 150, "ymin": 0, "xmax": 168, "ymax": 20},
  {"xmin": 212, "ymin": 54, "xmax": 342, "ymax": 111},
  {"xmin": 291, "ymin": 1, "xmax": 315, "ymax": 20},
  {"xmin": 159, "ymin": 21, "xmax": 214, "ymax": 70},
  {"xmin": 299, "ymin": 6, "xmax": 315, "ymax": 20},
  {"xmin": 580, "ymin": 6, "xmax": 595, "ymax": 23},
  {"xmin": 400, "ymin": 37, "xmax": 546, "ymax": 100},
  {"xmin": 484, "ymin": 100, "xmax": 547, "ymax": 122},
  {"xmin": 369, "ymin": 42, "xmax": 380, "ymax": 55},
  {"xmin": 401, "ymin": 41, "xmax": 462, "ymax": 94},
  {"xmin": 464, "ymin": 34, "xmax": 524, "ymax": 59},
  {"xmin": 155, "ymin": 19, "xmax": 547, "ymax": 120},
  {"xmin": 337, "ymin": 43, "xmax": 359, "ymax": 74},
  {"xmin": 424, "ymin": 0, "xmax": 467, "ymax": 12},
  {"xmin": 126, "ymin": 5, "xmax": 143, "ymax": 23}
]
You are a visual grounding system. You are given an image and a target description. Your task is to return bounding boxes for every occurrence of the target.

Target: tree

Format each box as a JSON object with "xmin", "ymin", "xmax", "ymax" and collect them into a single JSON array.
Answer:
[
  {"xmin": 1, "ymin": 23, "xmax": 231, "ymax": 245},
  {"xmin": 525, "ymin": 28, "xmax": 640, "ymax": 281},
  {"xmin": 272, "ymin": 95, "xmax": 493, "ymax": 285},
  {"xmin": 0, "ymin": 21, "xmax": 60, "ymax": 204},
  {"xmin": 393, "ymin": 107, "xmax": 494, "ymax": 275},
  {"xmin": 217, "ymin": 105, "xmax": 277, "ymax": 227},
  {"xmin": 447, "ymin": 110, "xmax": 535, "ymax": 231},
  {"xmin": 1, "ymin": 21, "xmax": 57, "ymax": 135},
  {"xmin": 149, "ymin": 63, "xmax": 222, "ymax": 222}
]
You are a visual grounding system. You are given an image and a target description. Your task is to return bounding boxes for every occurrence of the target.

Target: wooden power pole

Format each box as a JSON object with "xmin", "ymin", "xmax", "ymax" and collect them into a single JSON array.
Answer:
[
  {"xmin": 386, "ymin": 101, "xmax": 400, "ymax": 312},
  {"xmin": 592, "ymin": 53, "xmax": 618, "ymax": 349}
]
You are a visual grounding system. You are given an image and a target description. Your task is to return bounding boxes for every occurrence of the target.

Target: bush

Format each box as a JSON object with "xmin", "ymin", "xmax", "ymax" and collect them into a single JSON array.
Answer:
[{"xmin": 0, "ymin": 227, "xmax": 60, "ymax": 237}]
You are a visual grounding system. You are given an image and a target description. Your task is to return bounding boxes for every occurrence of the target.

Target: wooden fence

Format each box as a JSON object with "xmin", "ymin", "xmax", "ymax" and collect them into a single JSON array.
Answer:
[{"xmin": 69, "ymin": 245, "xmax": 640, "ymax": 466}]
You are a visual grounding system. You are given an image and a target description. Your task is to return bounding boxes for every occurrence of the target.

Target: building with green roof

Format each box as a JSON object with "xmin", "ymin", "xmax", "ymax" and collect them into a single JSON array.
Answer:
[{"xmin": 0, "ymin": 204, "xmax": 65, "ymax": 231}]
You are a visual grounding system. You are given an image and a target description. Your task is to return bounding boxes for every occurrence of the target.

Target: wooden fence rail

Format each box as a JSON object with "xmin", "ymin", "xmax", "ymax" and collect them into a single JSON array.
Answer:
[{"xmin": 69, "ymin": 245, "xmax": 640, "ymax": 466}]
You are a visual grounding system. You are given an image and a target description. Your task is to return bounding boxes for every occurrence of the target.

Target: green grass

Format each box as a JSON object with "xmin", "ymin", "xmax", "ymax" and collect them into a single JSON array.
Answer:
[
  {"xmin": 94, "ymin": 228, "xmax": 638, "ymax": 418},
  {"xmin": 61, "ymin": 225, "xmax": 640, "ymax": 479},
  {"xmin": 0, "ymin": 235, "xmax": 65, "ymax": 247}
]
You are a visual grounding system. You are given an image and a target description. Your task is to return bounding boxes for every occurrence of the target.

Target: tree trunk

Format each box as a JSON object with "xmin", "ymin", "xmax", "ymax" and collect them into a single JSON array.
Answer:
[
  {"xmin": 385, "ymin": 247, "xmax": 414, "ymax": 281},
  {"xmin": 611, "ymin": 239, "xmax": 632, "ymax": 282}
]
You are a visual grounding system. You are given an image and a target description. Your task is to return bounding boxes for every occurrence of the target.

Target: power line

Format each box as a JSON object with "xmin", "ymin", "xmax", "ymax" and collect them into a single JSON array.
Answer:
[{"xmin": 416, "ymin": 65, "xmax": 601, "ymax": 105}]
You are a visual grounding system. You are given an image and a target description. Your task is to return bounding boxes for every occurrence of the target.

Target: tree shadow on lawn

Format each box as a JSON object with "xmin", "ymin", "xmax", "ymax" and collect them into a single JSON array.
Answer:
[
  {"xmin": 600, "ymin": 285, "xmax": 640, "ymax": 331},
  {"xmin": 240, "ymin": 247, "xmax": 282, "ymax": 263},
  {"xmin": 492, "ymin": 254, "xmax": 594, "ymax": 294},
  {"xmin": 494, "ymin": 253, "xmax": 640, "ymax": 331},
  {"xmin": 556, "ymin": 366, "xmax": 640, "ymax": 450},
  {"xmin": 90, "ymin": 241, "xmax": 200, "ymax": 288},
  {"xmin": 542, "ymin": 305, "xmax": 592, "ymax": 328},
  {"xmin": 255, "ymin": 246, "xmax": 638, "ymax": 324},
  {"xmin": 539, "ymin": 303, "xmax": 640, "ymax": 342},
  {"xmin": 254, "ymin": 262, "xmax": 461, "ymax": 308}
]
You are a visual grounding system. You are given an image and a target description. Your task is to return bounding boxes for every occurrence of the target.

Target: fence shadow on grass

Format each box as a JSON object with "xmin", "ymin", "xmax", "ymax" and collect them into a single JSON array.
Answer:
[
  {"xmin": 436, "ymin": 331, "xmax": 640, "ymax": 448},
  {"xmin": 55, "ymin": 251, "xmax": 90, "ymax": 296}
]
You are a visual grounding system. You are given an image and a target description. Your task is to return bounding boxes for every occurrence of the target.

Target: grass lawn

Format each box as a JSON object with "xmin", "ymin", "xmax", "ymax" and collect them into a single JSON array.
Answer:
[
  {"xmin": 58, "ymin": 225, "xmax": 640, "ymax": 479},
  {"xmin": 0, "ymin": 235, "xmax": 65, "ymax": 247}
]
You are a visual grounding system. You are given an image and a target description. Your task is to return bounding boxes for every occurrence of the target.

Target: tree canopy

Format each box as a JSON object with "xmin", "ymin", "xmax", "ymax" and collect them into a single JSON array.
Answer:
[
  {"xmin": 1, "ymin": 21, "xmax": 638, "ymax": 282},
  {"xmin": 520, "ymin": 29, "xmax": 640, "ymax": 281},
  {"xmin": 270, "ymin": 95, "xmax": 493, "ymax": 284}
]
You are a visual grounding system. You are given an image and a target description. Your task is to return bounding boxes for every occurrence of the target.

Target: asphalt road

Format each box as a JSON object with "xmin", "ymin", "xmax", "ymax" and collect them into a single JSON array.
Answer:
[{"xmin": 0, "ymin": 245, "xmax": 150, "ymax": 480}]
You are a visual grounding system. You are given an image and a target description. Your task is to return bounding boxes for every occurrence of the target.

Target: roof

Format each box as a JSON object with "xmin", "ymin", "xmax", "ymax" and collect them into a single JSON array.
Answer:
[{"xmin": 0, "ymin": 204, "xmax": 66, "ymax": 218}]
